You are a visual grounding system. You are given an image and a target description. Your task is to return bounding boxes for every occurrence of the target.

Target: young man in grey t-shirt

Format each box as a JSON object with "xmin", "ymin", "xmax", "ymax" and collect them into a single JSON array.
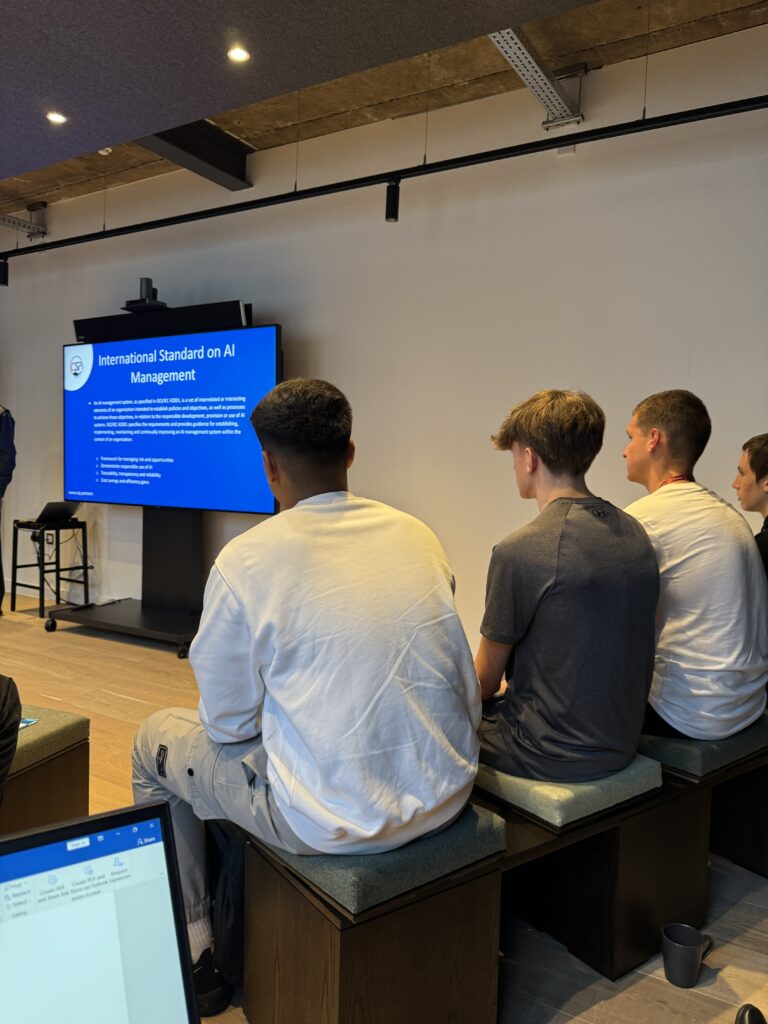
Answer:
[{"xmin": 476, "ymin": 390, "xmax": 659, "ymax": 782}]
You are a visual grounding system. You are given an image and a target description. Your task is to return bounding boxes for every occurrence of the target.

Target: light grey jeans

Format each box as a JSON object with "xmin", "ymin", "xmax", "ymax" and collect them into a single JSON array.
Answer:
[{"xmin": 132, "ymin": 707, "xmax": 317, "ymax": 924}]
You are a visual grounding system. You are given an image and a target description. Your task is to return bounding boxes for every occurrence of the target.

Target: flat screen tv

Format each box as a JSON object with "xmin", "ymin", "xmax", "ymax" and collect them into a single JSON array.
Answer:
[{"xmin": 63, "ymin": 325, "xmax": 281, "ymax": 514}]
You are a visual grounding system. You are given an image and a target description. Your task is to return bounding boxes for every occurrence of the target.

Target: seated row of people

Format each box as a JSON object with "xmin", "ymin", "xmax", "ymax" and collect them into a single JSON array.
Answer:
[
  {"xmin": 131, "ymin": 378, "xmax": 768, "ymax": 1009},
  {"xmin": 478, "ymin": 388, "xmax": 768, "ymax": 780}
]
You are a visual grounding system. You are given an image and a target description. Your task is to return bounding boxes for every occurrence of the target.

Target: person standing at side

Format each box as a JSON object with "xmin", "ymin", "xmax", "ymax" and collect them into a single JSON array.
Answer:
[
  {"xmin": 0, "ymin": 405, "xmax": 16, "ymax": 616},
  {"xmin": 732, "ymin": 433, "xmax": 768, "ymax": 582},
  {"xmin": 624, "ymin": 390, "xmax": 768, "ymax": 740}
]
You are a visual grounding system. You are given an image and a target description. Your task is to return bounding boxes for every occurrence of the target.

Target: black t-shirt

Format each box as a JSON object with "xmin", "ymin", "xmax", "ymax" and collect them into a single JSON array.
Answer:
[
  {"xmin": 757, "ymin": 519, "xmax": 768, "ymax": 583},
  {"xmin": 479, "ymin": 497, "xmax": 660, "ymax": 781}
]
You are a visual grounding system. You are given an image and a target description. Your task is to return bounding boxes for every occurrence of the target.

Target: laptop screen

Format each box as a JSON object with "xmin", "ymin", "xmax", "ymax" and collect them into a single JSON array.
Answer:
[{"xmin": 0, "ymin": 802, "xmax": 198, "ymax": 1023}]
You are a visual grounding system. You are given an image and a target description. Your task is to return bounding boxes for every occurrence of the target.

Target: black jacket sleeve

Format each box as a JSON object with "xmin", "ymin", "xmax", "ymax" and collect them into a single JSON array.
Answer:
[{"xmin": 0, "ymin": 408, "xmax": 16, "ymax": 498}]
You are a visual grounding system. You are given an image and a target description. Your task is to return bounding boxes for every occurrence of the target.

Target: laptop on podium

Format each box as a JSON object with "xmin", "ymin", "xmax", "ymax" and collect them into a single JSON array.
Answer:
[
  {"xmin": 17, "ymin": 501, "xmax": 82, "ymax": 530},
  {"xmin": 0, "ymin": 801, "xmax": 199, "ymax": 1023}
]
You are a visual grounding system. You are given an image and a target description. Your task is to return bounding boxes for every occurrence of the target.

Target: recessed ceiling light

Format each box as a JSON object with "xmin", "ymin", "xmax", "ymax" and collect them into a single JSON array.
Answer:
[
  {"xmin": 47, "ymin": 111, "xmax": 68, "ymax": 125},
  {"xmin": 227, "ymin": 45, "xmax": 250, "ymax": 63}
]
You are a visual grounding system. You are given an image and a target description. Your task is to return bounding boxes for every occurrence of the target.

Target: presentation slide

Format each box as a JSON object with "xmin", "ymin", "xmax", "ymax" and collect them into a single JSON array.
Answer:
[{"xmin": 63, "ymin": 325, "xmax": 279, "ymax": 513}]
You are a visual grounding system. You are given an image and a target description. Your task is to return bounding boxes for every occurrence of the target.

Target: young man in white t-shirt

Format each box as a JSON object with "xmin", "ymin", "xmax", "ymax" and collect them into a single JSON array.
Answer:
[
  {"xmin": 623, "ymin": 389, "xmax": 768, "ymax": 741},
  {"xmin": 132, "ymin": 378, "xmax": 480, "ymax": 1015}
]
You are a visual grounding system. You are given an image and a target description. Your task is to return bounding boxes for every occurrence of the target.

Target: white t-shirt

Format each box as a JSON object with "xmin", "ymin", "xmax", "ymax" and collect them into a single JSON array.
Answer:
[
  {"xmin": 625, "ymin": 483, "xmax": 768, "ymax": 739},
  {"xmin": 190, "ymin": 491, "xmax": 481, "ymax": 853}
]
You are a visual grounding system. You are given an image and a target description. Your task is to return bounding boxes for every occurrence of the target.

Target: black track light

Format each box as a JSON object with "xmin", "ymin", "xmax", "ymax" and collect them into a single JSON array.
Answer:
[
  {"xmin": 0, "ymin": 260, "xmax": 8, "ymax": 287},
  {"xmin": 385, "ymin": 180, "xmax": 400, "ymax": 223}
]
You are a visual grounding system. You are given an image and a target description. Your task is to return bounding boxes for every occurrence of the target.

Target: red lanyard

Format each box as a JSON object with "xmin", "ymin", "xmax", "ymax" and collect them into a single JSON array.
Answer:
[{"xmin": 658, "ymin": 474, "xmax": 694, "ymax": 488}]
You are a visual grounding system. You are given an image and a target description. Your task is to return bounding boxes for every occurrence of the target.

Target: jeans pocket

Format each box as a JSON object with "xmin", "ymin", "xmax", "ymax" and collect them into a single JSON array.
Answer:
[{"xmin": 240, "ymin": 745, "xmax": 269, "ymax": 787}]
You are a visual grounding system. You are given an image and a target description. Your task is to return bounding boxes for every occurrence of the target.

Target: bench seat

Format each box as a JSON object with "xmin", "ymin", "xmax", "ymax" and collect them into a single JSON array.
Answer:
[
  {"xmin": 639, "ymin": 713, "xmax": 768, "ymax": 781},
  {"xmin": 639, "ymin": 713, "xmax": 768, "ymax": 878},
  {"xmin": 243, "ymin": 804, "xmax": 506, "ymax": 1024},
  {"xmin": 0, "ymin": 704, "xmax": 90, "ymax": 836},
  {"xmin": 475, "ymin": 754, "xmax": 662, "ymax": 831}
]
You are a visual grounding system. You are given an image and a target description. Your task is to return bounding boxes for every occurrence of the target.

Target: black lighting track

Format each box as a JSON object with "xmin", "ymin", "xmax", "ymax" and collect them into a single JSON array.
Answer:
[{"xmin": 1, "ymin": 93, "xmax": 767, "ymax": 265}]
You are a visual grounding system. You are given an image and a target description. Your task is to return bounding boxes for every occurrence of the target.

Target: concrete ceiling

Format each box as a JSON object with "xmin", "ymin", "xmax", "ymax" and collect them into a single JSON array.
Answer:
[{"xmin": 1, "ymin": 0, "xmax": 766, "ymax": 219}]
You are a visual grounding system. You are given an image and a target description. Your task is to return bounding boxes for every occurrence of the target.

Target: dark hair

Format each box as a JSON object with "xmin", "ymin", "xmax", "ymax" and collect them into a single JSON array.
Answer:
[
  {"xmin": 633, "ymin": 390, "xmax": 711, "ymax": 470},
  {"xmin": 492, "ymin": 389, "xmax": 605, "ymax": 476},
  {"xmin": 250, "ymin": 378, "xmax": 352, "ymax": 466},
  {"xmin": 743, "ymin": 433, "xmax": 768, "ymax": 482}
]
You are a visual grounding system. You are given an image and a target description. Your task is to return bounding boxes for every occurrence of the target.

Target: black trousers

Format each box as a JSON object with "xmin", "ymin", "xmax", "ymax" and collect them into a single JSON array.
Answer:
[
  {"xmin": 0, "ymin": 675, "xmax": 21, "ymax": 806},
  {"xmin": 642, "ymin": 703, "xmax": 689, "ymax": 739}
]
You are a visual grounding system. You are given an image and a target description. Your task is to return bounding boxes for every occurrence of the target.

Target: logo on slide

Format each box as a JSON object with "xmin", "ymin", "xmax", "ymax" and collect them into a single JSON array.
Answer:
[{"xmin": 64, "ymin": 344, "xmax": 94, "ymax": 391}]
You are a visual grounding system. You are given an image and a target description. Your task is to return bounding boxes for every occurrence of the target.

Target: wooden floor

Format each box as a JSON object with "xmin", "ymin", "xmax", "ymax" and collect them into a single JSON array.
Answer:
[
  {"xmin": 500, "ymin": 855, "xmax": 768, "ymax": 1023},
  {"xmin": 2, "ymin": 596, "xmax": 766, "ymax": 1024}
]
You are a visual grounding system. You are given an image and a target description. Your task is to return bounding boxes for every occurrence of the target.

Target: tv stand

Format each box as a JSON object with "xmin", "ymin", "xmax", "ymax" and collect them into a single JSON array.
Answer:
[{"xmin": 46, "ymin": 507, "xmax": 203, "ymax": 658}]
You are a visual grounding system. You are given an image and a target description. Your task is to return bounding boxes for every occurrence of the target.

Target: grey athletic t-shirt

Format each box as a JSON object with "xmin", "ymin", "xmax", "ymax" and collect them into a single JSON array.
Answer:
[{"xmin": 480, "ymin": 497, "xmax": 659, "ymax": 781}]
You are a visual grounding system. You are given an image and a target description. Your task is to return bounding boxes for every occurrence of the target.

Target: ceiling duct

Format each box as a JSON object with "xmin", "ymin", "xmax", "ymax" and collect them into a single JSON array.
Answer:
[
  {"xmin": 490, "ymin": 27, "xmax": 583, "ymax": 128},
  {"xmin": 0, "ymin": 202, "xmax": 48, "ymax": 240}
]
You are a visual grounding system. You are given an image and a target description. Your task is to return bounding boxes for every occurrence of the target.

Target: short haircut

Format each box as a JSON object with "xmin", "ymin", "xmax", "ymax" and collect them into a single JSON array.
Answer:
[
  {"xmin": 492, "ymin": 389, "xmax": 605, "ymax": 476},
  {"xmin": 633, "ymin": 390, "xmax": 711, "ymax": 470},
  {"xmin": 743, "ymin": 433, "xmax": 768, "ymax": 482},
  {"xmin": 250, "ymin": 378, "xmax": 352, "ymax": 467}
]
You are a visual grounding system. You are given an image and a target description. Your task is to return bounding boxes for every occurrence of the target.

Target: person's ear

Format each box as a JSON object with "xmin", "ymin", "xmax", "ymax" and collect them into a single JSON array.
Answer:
[
  {"xmin": 761, "ymin": 475, "xmax": 768, "ymax": 495},
  {"xmin": 524, "ymin": 447, "xmax": 538, "ymax": 475},
  {"xmin": 262, "ymin": 450, "xmax": 280, "ymax": 485},
  {"xmin": 346, "ymin": 440, "xmax": 355, "ymax": 470},
  {"xmin": 647, "ymin": 428, "xmax": 661, "ymax": 453}
]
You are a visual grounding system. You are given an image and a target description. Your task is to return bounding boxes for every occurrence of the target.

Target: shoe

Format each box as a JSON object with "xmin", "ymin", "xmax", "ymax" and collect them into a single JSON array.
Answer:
[
  {"xmin": 193, "ymin": 947, "xmax": 234, "ymax": 1017},
  {"xmin": 735, "ymin": 1006, "xmax": 768, "ymax": 1024}
]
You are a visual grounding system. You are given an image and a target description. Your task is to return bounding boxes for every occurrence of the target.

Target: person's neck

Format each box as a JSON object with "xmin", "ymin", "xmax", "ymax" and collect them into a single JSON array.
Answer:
[
  {"xmin": 645, "ymin": 462, "xmax": 694, "ymax": 494},
  {"xmin": 281, "ymin": 476, "xmax": 349, "ymax": 510},
  {"xmin": 537, "ymin": 474, "xmax": 593, "ymax": 512}
]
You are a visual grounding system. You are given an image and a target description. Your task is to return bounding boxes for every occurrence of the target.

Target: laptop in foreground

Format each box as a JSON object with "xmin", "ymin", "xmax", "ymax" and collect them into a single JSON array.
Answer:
[{"xmin": 0, "ymin": 801, "xmax": 198, "ymax": 1023}]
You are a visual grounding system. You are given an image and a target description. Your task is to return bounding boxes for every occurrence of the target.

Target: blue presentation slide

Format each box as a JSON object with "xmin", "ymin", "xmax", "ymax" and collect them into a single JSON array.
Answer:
[{"xmin": 64, "ymin": 326, "xmax": 279, "ymax": 513}]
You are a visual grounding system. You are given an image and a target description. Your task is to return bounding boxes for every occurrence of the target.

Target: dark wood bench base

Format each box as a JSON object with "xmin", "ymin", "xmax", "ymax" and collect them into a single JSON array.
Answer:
[
  {"xmin": 0, "ymin": 740, "xmax": 89, "ymax": 836},
  {"xmin": 475, "ymin": 781, "xmax": 711, "ymax": 981},
  {"xmin": 243, "ymin": 843, "xmax": 501, "ymax": 1024},
  {"xmin": 710, "ymin": 763, "xmax": 768, "ymax": 877},
  {"xmin": 501, "ymin": 785, "xmax": 711, "ymax": 979}
]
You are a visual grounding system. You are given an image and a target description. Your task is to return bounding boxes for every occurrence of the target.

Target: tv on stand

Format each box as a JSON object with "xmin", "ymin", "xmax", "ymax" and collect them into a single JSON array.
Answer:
[{"xmin": 48, "ymin": 304, "xmax": 282, "ymax": 656}]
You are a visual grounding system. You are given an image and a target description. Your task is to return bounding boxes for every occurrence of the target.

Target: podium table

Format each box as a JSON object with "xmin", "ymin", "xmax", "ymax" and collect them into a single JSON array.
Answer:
[{"xmin": 10, "ymin": 518, "xmax": 90, "ymax": 618}]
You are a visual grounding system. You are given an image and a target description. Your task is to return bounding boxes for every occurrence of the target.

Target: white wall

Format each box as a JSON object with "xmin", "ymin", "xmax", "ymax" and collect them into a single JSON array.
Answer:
[{"xmin": 1, "ymin": 26, "xmax": 767, "ymax": 641}]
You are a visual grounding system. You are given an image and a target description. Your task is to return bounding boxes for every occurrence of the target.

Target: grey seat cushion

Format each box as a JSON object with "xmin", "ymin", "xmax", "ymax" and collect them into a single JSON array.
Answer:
[
  {"xmin": 639, "ymin": 714, "xmax": 768, "ymax": 779},
  {"xmin": 260, "ymin": 804, "xmax": 506, "ymax": 915},
  {"xmin": 11, "ymin": 705, "xmax": 90, "ymax": 775},
  {"xmin": 475, "ymin": 754, "xmax": 662, "ymax": 828}
]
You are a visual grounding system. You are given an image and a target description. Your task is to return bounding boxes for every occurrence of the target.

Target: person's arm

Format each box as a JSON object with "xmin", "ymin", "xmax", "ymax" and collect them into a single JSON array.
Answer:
[
  {"xmin": 190, "ymin": 564, "xmax": 265, "ymax": 744},
  {"xmin": 474, "ymin": 636, "xmax": 513, "ymax": 701}
]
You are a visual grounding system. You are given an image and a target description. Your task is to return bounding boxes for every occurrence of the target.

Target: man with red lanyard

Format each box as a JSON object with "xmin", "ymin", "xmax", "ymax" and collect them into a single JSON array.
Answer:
[{"xmin": 623, "ymin": 390, "xmax": 768, "ymax": 740}]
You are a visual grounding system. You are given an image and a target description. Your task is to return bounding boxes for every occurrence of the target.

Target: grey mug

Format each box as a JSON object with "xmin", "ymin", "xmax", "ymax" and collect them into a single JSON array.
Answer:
[{"xmin": 662, "ymin": 923, "xmax": 713, "ymax": 988}]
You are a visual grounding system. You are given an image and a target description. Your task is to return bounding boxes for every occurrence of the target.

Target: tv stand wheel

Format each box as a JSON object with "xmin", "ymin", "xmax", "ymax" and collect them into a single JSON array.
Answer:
[
  {"xmin": 44, "ymin": 618, "xmax": 57, "ymax": 633},
  {"xmin": 177, "ymin": 643, "xmax": 190, "ymax": 660}
]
